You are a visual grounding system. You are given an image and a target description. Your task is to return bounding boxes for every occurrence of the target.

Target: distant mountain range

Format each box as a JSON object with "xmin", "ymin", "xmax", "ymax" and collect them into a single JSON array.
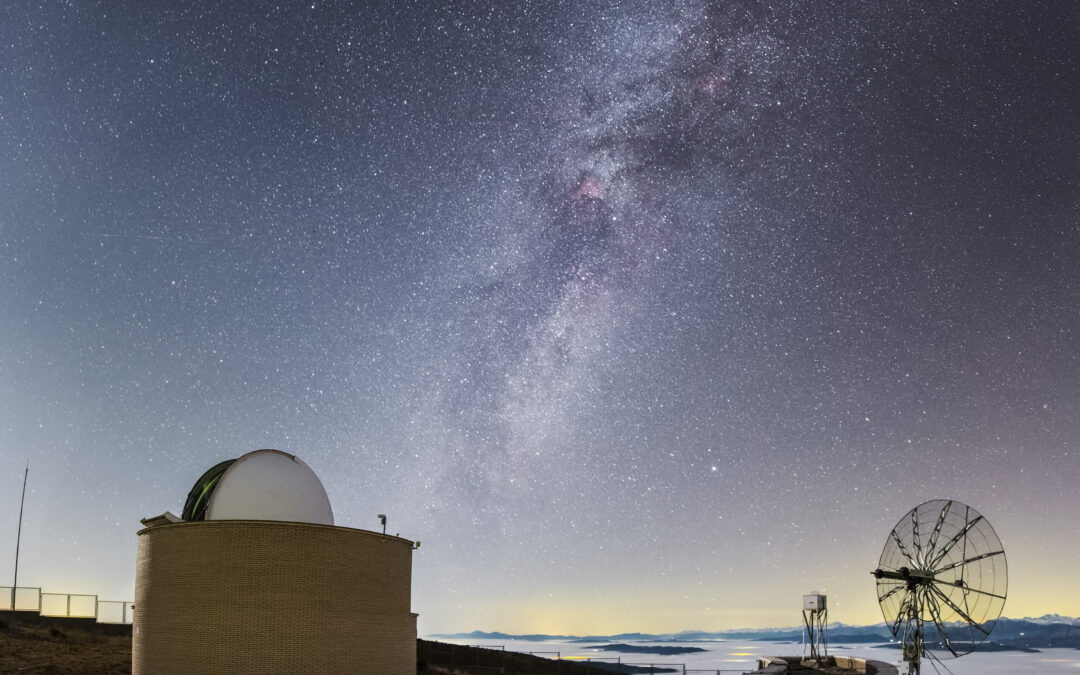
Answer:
[{"xmin": 429, "ymin": 615, "xmax": 1080, "ymax": 652}]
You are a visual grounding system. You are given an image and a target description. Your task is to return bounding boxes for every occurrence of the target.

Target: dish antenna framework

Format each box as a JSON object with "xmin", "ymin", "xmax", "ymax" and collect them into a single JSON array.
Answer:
[{"xmin": 872, "ymin": 499, "xmax": 1007, "ymax": 675}]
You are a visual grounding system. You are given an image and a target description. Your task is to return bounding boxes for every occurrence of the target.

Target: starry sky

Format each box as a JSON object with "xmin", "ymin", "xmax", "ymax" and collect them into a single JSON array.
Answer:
[{"xmin": 1, "ymin": 1, "xmax": 1078, "ymax": 635}]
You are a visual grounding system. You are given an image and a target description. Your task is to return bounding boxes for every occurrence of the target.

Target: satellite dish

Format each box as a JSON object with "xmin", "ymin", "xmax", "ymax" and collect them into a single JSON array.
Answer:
[
  {"xmin": 872, "ymin": 499, "xmax": 1007, "ymax": 674},
  {"xmin": 183, "ymin": 449, "xmax": 334, "ymax": 526}
]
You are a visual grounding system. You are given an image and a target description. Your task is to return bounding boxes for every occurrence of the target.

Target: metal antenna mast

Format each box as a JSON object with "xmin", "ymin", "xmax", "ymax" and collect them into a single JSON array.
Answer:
[{"xmin": 9, "ymin": 461, "xmax": 29, "ymax": 631}]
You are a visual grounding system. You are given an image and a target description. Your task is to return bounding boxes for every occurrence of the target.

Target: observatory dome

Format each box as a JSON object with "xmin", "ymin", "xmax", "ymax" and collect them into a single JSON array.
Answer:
[
  {"xmin": 182, "ymin": 449, "xmax": 333, "ymax": 525},
  {"xmin": 138, "ymin": 448, "xmax": 416, "ymax": 675}
]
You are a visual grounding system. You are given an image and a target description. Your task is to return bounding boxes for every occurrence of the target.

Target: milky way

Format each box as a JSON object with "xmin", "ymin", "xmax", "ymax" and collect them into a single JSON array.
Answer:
[
  {"xmin": 422, "ymin": 3, "xmax": 788, "ymax": 511},
  {"xmin": 1, "ymin": 0, "xmax": 1078, "ymax": 633}
]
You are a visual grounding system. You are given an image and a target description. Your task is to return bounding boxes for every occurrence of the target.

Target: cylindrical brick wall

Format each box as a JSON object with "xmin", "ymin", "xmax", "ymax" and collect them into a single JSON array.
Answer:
[{"xmin": 133, "ymin": 520, "xmax": 416, "ymax": 675}]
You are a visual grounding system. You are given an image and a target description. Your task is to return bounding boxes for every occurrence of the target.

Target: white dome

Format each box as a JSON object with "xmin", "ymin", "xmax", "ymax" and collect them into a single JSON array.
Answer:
[{"xmin": 205, "ymin": 449, "xmax": 334, "ymax": 525}]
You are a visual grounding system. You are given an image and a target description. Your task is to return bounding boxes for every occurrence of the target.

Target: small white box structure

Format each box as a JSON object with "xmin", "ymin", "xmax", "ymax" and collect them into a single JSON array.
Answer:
[{"xmin": 802, "ymin": 592, "xmax": 828, "ymax": 664}]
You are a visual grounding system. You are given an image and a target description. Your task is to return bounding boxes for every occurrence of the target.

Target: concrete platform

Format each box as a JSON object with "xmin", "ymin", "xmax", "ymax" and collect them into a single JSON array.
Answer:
[{"xmin": 751, "ymin": 655, "xmax": 899, "ymax": 674}]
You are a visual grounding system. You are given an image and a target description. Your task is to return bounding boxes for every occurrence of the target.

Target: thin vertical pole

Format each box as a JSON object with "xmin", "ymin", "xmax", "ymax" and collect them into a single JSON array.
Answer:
[{"xmin": 10, "ymin": 461, "xmax": 29, "ymax": 630}]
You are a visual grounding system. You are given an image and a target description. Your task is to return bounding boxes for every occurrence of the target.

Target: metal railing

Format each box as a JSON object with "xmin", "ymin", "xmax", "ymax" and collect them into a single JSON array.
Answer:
[
  {"xmin": 581, "ymin": 656, "xmax": 622, "ymax": 665},
  {"xmin": 1, "ymin": 585, "xmax": 42, "ymax": 612},
  {"xmin": 623, "ymin": 663, "xmax": 685, "ymax": 674},
  {"xmin": 41, "ymin": 592, "xmax": 97, "ymax": 618},
  {"xmin": 1, "ymin": 586, "xmax": 133, "ymax": 625},
  {"xmin": 96, "ymin": 600, "xmax": 136, "ymax": 624},
  {"xmin": 421, "ymin": 641, "xmax": 507, "ymax": 671},
  {"xmin": 624, "ymin": 667, "xmax": 753, "ymax": 675},
  {"xmin": 420, "ymin": 641, "xmax": 754, "ymax": 675}
]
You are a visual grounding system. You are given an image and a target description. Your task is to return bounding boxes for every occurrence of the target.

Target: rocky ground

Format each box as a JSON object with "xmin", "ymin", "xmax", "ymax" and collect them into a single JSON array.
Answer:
[
  {"xmin": 0, "ymin": 618, "xmax": 131, "ymax": 675},
  {"xmin": 1, "ymin": 617, "xmax": 876, "ymax": 675}
]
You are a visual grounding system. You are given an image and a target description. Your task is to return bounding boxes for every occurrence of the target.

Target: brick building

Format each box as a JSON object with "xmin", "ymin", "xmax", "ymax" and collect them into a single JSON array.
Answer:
[{"xmin": 133, "ymin": 450, "xmax": 417, "ymax": 674}]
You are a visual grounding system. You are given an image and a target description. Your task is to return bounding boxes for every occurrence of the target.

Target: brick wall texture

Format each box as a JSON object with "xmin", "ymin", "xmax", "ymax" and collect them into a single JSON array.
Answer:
[{"xmin": 133, "ymin": 520, "xmax": 416, "ymax": 674}]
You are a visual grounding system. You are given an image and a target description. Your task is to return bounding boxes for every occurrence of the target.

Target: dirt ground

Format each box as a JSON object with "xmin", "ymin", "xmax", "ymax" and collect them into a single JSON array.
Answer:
[
  {"xmin": 0, "ymin": 621, "xmax": 874, "ymax": 675},
  {"xmin": 0, "ymin": 620, "xmax": 131, "ymax": 675}
]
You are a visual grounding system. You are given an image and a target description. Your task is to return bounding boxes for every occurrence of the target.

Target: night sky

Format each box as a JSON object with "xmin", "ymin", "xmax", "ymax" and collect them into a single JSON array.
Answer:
[{"xmin": 2, "ymin": 1, "xmax": 1078, "ymax": 635}]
